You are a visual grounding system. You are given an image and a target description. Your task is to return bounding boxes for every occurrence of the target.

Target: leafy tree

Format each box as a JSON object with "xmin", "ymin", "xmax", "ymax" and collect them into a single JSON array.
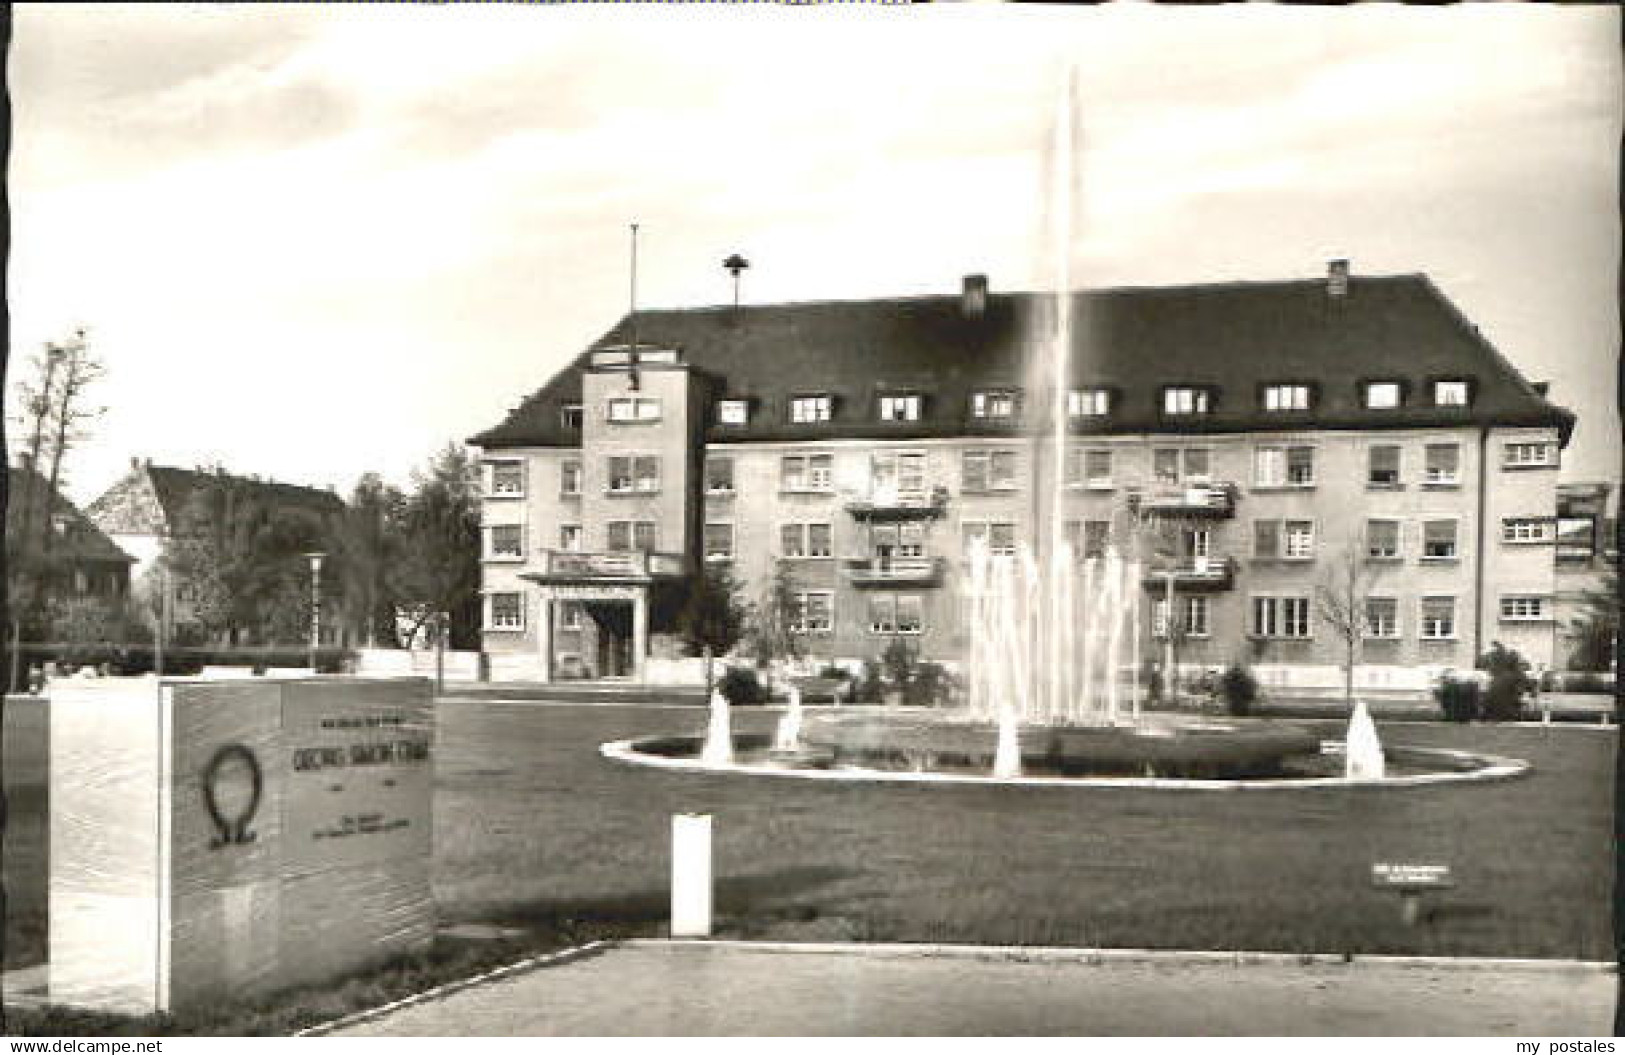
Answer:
[
  {"xmin": 1566, "ymin": 566, "xmax": 1619, "ymax": 673},
  {"xmin": 747, "ymin": 561, "xmax": 802, "ymax": 668},
  {"xmin": 676, "ymin": 565, "xmax": 749, "ymax": 694},
  {"xmin": 390, "ymin": 444, "xmax": 481, "ymax": 652},
  {"xmin": 1477, "ymin": 641, "xmax": 1535, "ymax": 722},
  {"xmin": 327, "ymin": 473, "xmax": 407, "ymax": 648}
]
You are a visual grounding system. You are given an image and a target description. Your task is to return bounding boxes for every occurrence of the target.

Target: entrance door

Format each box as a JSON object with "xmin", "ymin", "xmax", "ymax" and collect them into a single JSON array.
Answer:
[{"xmin": 591, "ymin": 601, "xmax": 634, "ymax": 678}]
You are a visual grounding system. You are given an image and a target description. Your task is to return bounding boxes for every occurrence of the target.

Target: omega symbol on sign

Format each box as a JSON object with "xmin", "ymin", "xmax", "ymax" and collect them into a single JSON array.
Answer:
[{"xmin": 203, "ymin": 744, "xmax": 262, "ymax": 848}]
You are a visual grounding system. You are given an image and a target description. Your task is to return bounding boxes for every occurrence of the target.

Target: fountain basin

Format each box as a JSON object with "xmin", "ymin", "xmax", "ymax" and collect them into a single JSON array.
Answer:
[{"xmin": 601, "ymin": 709, "xmax": 1530, "ymax": 789}]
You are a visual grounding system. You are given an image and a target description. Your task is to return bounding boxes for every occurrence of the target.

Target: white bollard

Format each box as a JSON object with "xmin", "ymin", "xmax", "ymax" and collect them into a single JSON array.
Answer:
[{"xmin": 671, "ymin": 813, "xmax": 713, "ymax": 938}]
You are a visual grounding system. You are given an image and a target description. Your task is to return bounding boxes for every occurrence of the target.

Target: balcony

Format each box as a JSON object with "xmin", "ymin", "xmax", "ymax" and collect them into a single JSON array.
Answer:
[
  {"xmin": 843, "ymin": 555, "xmax": 947, "ymax": 588},
  {"xmin": 1141, "ymin": 555, "xmax": 1237, "ymax": 592},
  {"xmin": 529, "ymin": 549, "xmax": 687, "ymax": 583},
  {"xmin": 1126, "ymin": 482, "xmax": 1237, "ymax": 518},
  {"xmin": 844, "ymin": 485, "xmax": 950, "ymax": 521}
]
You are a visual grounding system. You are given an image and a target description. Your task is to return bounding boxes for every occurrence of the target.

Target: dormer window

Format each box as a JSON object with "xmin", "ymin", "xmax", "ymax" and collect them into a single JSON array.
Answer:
[
  {"xmin": 1068, "ymin": 388, "xmax": 1111, "ymax": 418},
  {"xmin": 1162, "ymin": 386, "xmax": 1211, "ymax": 416},
  {"xmin": 1364, "ymin": 381, "xmax": 1403, "ymax": 409},
  {"xmin": 608, "ymin": 396, "xmax": 661, "ymax": 423},
  {"xmin": 1262, "ymin": 384, "xmax": 1312, "ymax": 412},
  {"xmin": 560, "ymin": 404, "xmax": 584, "ymax": 430},
  {"xmin": 1433, "ymin": 379, "xmax": 1471, "ymax": 407},
  {"xmin": 790, "ymin": 395, "xmax": 833, "ymax": 423},
  {"xmin": 972, "ymin": 390, "xmax": 1019, "ymax": 419},
  {"xmin": 718, "ymin": 399, "xmax": 749, "ymax": 426},
  {"xmin": 878, "ymin": 394, "xmax": 922, "ymax": 422}
]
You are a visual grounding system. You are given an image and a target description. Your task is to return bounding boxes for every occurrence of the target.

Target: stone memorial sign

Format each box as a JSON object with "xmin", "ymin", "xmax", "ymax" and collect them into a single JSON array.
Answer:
[{"xmin": 49, "ymin": 677, "xmax": 434, "ymax": 1015}]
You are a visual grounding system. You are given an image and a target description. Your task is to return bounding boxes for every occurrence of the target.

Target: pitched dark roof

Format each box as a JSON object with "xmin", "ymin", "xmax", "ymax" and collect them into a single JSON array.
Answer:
[
  {"xmin": 470, "ymin": 273, "xmax": 1575, "ymax": 448},
  {"xmin": 143, "ymin": 466, "xmax": 345, "ymax": 525},
  {"xmin": 6, "ymin": 467, "xmax": 135, "ymax": 564}
]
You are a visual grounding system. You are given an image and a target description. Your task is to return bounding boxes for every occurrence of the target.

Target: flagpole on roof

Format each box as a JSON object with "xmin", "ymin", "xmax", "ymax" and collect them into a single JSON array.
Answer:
[{"xmin": 628, "ymin": 222, "xmax": 641, "ymax": 391}]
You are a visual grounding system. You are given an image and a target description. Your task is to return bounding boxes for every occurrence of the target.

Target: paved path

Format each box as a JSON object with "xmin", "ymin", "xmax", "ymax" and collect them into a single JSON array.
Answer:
[{"xmin": 332, "ymin": 942, "xmax": 1614, "ymax": 1036}]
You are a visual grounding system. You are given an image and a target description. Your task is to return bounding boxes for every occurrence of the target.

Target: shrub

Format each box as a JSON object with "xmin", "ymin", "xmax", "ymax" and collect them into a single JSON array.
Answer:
[
  {"xmin": 1434, "ymin": 674, "xmax": 1482, "ymax": 723},
  {"xmin": 818, "ymin": 664, "xmax": 849, "ymax": 682},
  {"xmin": 880, "ymin": 638, "xmax": 917, "ymax": 690},
  {"xmin": 855, "ymin": 660, "xmax": 885, "ymax": 703},
  {"xmin": 904, "ymin": 662, "xmax": 959, "ymax": 707},
  {"xmin": 717, "ymin": 665, "xmax": 767, "ymax": 706},
  {"xmin": 1477, "ymin": 642, "xmax": 1535, "ymax": 722},
  {"xmin": 1219, "ymin": 663, "xmax": 1259, "ymax": 717}
]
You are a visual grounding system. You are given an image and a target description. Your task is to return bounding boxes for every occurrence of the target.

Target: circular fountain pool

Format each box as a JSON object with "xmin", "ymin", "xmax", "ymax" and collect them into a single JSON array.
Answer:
[{"xmin": 600, "ymin": 709, "xmax": 1530, "ymax": 790}]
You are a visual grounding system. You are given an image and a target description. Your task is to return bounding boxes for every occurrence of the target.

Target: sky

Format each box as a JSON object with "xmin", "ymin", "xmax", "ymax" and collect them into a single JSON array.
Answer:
[{"xmin": 8, "ymin": 3, "xmax": 1620, "ymax": 507}]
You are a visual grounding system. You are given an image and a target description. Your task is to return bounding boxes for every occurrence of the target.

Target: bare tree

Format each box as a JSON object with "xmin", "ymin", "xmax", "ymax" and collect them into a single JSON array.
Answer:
[
  {"xmin": 39, "ymin": 330, "xmax": 106, "ymax": 561},
  {"xmin": 1315, "ymin": 529, "xmax": 1385, "ymax": 706}
]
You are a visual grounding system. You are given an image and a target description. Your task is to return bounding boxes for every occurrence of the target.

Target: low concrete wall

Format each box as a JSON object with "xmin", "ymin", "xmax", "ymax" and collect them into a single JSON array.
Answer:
[{"xmin": 355, "ymin": 648, "xmax": 481, "ymax": 682}]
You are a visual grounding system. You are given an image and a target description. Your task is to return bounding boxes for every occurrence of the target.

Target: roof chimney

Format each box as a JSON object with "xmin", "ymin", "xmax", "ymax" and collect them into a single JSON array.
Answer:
[
  {"xmin": 1327, "ymin": 258, "xmax": 1350, "ymax": 297},
  {"xmin": 962, "ymin": 274, "xmax": 989, "ymax": 319}
]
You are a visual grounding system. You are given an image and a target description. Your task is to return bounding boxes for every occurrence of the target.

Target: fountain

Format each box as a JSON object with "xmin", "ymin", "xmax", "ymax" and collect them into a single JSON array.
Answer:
[
  {"xmin": 1344, "ymin": 699, "xmax": 1386, "ymax": 781},
  {"xmin": 700, "ymin": 689, "xmax": 732, "ymax": 766},
  {"xmin": 773, "ymin": 682, "xmax": 804, "ymax": 754},
  {"xmin": 601, "ymin": 67, "xmax": 1528, "ymax": 792}
]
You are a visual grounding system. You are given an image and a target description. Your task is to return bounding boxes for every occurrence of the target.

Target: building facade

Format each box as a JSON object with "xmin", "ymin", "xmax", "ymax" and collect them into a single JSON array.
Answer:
[{"xmin": 471, "ymin": 264, "xmax": 1576, "ymax": 688}]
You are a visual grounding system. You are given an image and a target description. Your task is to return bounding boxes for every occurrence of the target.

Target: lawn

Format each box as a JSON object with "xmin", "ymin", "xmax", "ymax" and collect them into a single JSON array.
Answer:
[
  {"xmin": 433, "ymin": 703, "xmax": 1615, "ymax": 960},
  {"xmin": 2, "ymin": 701, "xmax": 1615, "ymax": 1032}
]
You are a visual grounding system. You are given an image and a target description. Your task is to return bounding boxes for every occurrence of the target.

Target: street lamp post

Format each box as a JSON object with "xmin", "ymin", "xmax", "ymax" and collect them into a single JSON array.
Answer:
[{"xmin": 305, "ymin": 552, "xmax": 325, "ymax": 672}]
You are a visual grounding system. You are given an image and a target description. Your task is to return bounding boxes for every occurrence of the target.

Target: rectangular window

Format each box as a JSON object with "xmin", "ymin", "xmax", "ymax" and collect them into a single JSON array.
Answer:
[
  {"xmin": 1424, "ymin": 444, "xmax": 1460, "ymax": 485},
  {"xmin": 488, "ymin": 524, "xmax": 524, "ymax": 559},
  {"xmin": 873, "ymin": 522, "xmax": 926, "ymax": 559},
  {"xmin": 1364, "ymin": 598, "xmax": 1399, "ymax": 639},
  {"xmin": 1255, "ymin": 446, "xmax": 1314, "ymax": 487},
  {"xmin": 1184, "ymin": 596, "xmax": 1211, "ymax": 638},
  {"xmin": 790, "ymin": 395, "xmax": 833, "ymax": 423},
  {"xmin": 1366, "ymin": 519, "xmax": 1401, "ymax": 560},
  {"xmin": 1502, "ymin": 518, "xmax": 1554, "ymax": 544},
  {"xmin": 1284, "ymin": 520, "xmax": 1315, "ymax": 560},
  {"xmin": 608, "ymin": 396, "xmax": 662, "ymax": 422},
  {"xmin": 1069, "ymin": 389, "xmax": 1111, "ymax": 417},
  {"xmin": 1253, "ymin": 519, "xmax": 1281, "ymax": 559},
  {"xmin": 962, "ymin": 450, "xmax": 1018, "ymax": 492},
  {"xmin": 1368, "ymin": 445, "xmax": 1401, "ymax": 486},
  {"xmin": 1504, "ymin": 442, "xmax": 1557, "ymax": 468},
  {"xmin": 607, "ymin": 455, "xmax": 660, "ymax": 493},
  {"xmin": 781, "ymin": 454, "xmax": 833, "ymax": 491},
  {"xmin": 489, "ymin": 461, "xmax": 525, "ymax": 496},
  {"xmin": 1083, "ymin": 520, "xmax": 1110, "ymax": 560},
  {"xmin": 873, "ymin": 451, "xmax": 928, "ymax": 496},
  {"xmin": 1084, "ymin": 449, "xmax": 1112, "ymax": 489},
  {"xmin": 559, "ymin": 602, "xmax": 583, "ymax": 631},
  {"xmin": 1365, "ymin": 381, "xmax": 1402, "ymax": 409},
  {"xmin": 781, "ymin": 523, "xmax": 833, "ymax": 558},
  {"xmin": 1433, "ymin": 380, "xmax": 1470, "ymax": 407},
  {"xmin": 808, "ymin": 523, "xmax": 833, "ymax": 558},
  {"xmin": 1423, "ymin": 520, "xmax": 1458, "ymax": 560},
  {"xmin": 705, "ymin": 456, "xmax": 734, "ymax": 494},
  {"xmin": 1252, "ymin": 596, "xmax": 1311, "ymax": 639},
  {"xmin": 704, "ymin": 523, "xmax": 733, "ymax": 561},
  {"xmin": 560, "ymin": 404, "xmax": 583, "ymax": 430},
  {"xmin": 868, "ymin": 594, "xmax": 924, "ymax": 635},
  {"xmin": 1420, "ymin": 596, "xmax": 1456, "ymax": 640},
  {"xmin": 1153, "ymin": 448, "xmax": 1181, "ymax": 484},
  {"xmin": 718, "ymin": 399, "xmax": 750, "ymax": 426},
  {"xmin": 1184, "ymin": 527, "xmax": 1211, "ymax": 559},
  {"xmin": 972, "ymin": 390, "xmax": 1018, "ymax": 419},
  {"xmin": 1263, "ymin": 384, "xmax": 1312, "ymax": 411},
  {"xmin": 1162, "ymin": 387, "xmax": 1211, "ymax": 415},
  {"xmin": 791, "ymin": 592, "xmax": 834, "ymax": 634},
  {"xmin": 486, "ymin": 593, "xmax": 524, "ymax": 631},
  {"xmin": 1499, "ymin": 595, "xmax": 1548, "ymax": 621},
  {"xmin": 559, "ymin": 525, "xmax": 582, "ymax": 552},
  {"xmin": 963, "ymin": 522, "xmax": 1018, "ymax": 557},
  {"xmin": 607, "ymin": 521, "xmax": 657, "ymax": 552},
  {"xmin": 879, "ymin": 394, "xmax": 922, "ymax": 422},
  {"xmin": 561, "ymin": 460, "xmax": 582, "ymax": 496}
]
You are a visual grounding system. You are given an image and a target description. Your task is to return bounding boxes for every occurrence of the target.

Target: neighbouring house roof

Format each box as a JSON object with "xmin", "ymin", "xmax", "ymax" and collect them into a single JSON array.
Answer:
[
  {"xmin": 86, "ymin": 463, "xmax": 346, "ymax": 537},
  {"xmin": 6, "ymin": 466, "xmax": 135, "ymax": 565},
  {"xmin": 470, "ymin": 272, "xmax": 1575, "ymax": 449}
]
